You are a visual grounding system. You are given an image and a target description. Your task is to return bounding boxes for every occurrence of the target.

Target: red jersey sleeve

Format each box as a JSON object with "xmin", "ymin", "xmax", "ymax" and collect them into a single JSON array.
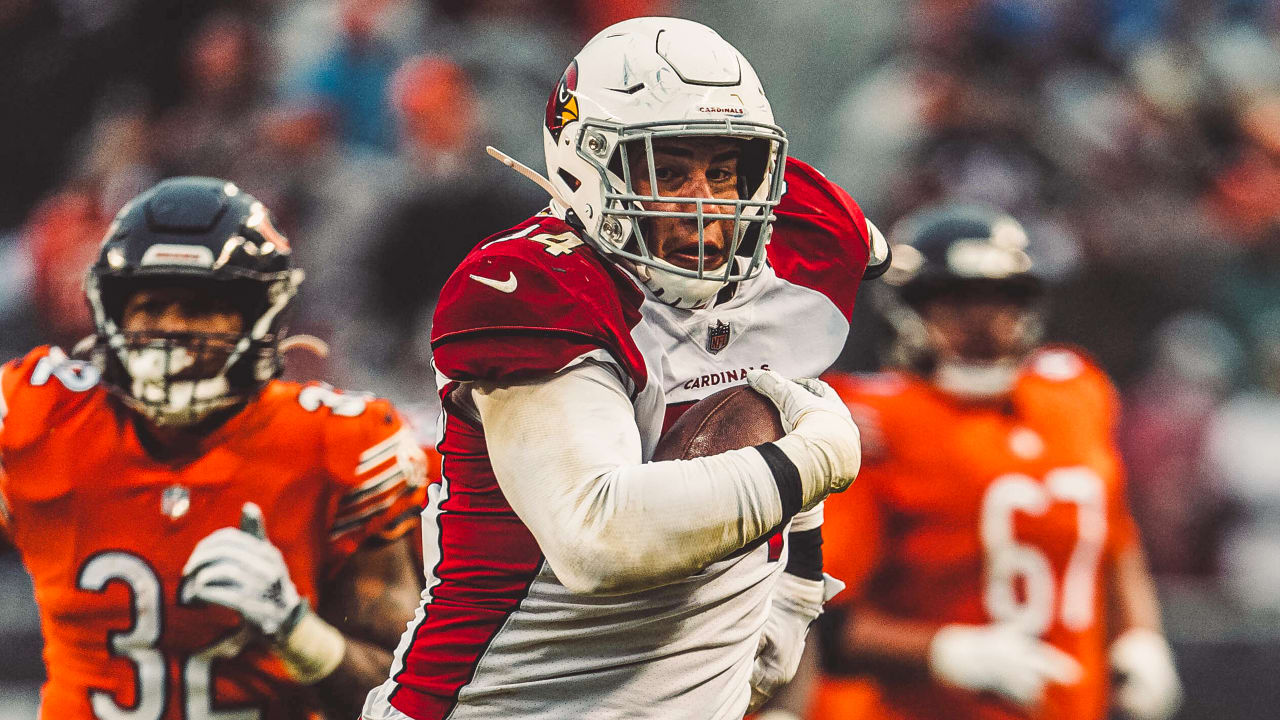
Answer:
[
  {"xmin": 313, "ymin": 385, "xmax": 429, "ymax": 575},
  {"xmin": 431, "ymin": 216, "xmax": 648, "ymax": 389},
  {"xmin": 768, "ymin": 158, "xmax": 872, "ymax": 320}
]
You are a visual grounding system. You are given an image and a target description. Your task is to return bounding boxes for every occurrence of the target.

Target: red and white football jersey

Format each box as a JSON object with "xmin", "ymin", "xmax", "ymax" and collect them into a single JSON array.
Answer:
[
  {"xmin": 814, "ymin": 349, "xmax": 1140, "ymax": 720},
  {"xmin": 0, "ymin": 347, "xmax": 428, "ymax": 720},
  {"xmin": 377, "ymin": 158, "xmax": 871, "ymax": 719}
]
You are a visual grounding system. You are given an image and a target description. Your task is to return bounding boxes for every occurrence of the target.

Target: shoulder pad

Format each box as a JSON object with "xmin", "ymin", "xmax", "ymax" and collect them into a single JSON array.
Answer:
[
  {"xmin": 1022, "ymin": 346, "xmax": 1118, "ymax": 419},
  {"xmin": 431, "ymin": 216, "xmax": 647, "ymax": 387},
  {"xmin": 1, "ymin": 346, "xmax": 104, "ymax": 450},
  {"xmin": 768, "ymin": 158, "xmax": 871, "ymax": 320},
  {"xmin": 308, "ymin": 388, "xmax": 427, "ymax": 563},
  {"xmin": 1027, "ymin": 347, "xmax": 1089, "ymax": 382}
]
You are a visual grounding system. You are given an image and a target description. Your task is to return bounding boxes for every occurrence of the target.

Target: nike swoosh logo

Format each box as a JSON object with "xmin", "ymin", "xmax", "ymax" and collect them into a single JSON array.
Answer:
[{"xmin": 469, "ymin": 271, "xmax": 518, "ymax": 293}]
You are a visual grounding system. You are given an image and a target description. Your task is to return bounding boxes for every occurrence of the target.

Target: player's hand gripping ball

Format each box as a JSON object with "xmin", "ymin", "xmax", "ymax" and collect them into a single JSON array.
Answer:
[{"xmin": 181, "ymin": 502, "xmax": 303, "ymax": 637}]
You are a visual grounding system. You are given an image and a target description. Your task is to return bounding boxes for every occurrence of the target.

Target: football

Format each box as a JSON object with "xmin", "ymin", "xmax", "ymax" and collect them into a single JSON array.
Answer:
[{"xmin": 652, "ymin": 384, "xmax": 785, "ymax": 461}]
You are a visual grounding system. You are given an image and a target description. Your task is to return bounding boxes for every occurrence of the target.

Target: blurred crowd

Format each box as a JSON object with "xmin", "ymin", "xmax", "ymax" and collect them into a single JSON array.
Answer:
[{"xmin": 1, "ymin": 0, "xmax": 1279, "ymax": 617}]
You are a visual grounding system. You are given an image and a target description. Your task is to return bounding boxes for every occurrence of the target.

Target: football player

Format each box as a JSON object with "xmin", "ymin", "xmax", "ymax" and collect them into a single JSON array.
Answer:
[
  {"xmin": 0, "ymin": 177, "xmax": 428, "ymax": 719},
  {"xmin": 811, "ymin": 204, "xmax": 1183, "ymax": 720},
  {"xmin": 361, "ymin": 17, "xmax": 884, "ymax": 720}
]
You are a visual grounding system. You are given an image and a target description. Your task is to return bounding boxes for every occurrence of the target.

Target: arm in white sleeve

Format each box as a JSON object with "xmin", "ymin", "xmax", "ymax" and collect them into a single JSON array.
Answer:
[
  {"xmin": 472, "ymin": 360, "xmax": 788, "ymax": 595},
  {"xmin": 789, "ymin": 502, "xmax": 824, "ymax": 534}
]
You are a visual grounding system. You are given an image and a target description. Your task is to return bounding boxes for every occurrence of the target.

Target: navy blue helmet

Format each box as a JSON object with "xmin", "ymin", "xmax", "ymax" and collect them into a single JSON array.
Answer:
[{"xmin": 85, "ymin": 177, "xmax": 303, "ymax": 425}]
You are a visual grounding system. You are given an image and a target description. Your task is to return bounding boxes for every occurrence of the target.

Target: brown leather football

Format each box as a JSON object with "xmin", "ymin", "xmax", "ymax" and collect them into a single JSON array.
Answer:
[{"xmin": 652, "ymin": 385, "xmax": 785, "ymax": 461}]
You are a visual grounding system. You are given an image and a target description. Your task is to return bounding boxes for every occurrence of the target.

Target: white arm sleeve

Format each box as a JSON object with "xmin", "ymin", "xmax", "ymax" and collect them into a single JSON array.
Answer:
[
  {"xmin": 472, "ymin": 360, "xmax": 786, "ymax": 595},
  {"xmin": 789, "ymin": 501, "xmax": 823, "ymax": 534}
]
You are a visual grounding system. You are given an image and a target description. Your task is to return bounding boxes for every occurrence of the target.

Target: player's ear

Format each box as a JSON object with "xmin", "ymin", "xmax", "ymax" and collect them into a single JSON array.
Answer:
[{"xmin": 240, "ymin": 502, "xmax": 267, "ymax": 540}]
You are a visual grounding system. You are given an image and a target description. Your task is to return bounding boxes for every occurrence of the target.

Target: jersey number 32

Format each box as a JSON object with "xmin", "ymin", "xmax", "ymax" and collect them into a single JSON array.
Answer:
[{"xmin": 77, "ymin": 551, "xmax": 261, "ymax": 720}]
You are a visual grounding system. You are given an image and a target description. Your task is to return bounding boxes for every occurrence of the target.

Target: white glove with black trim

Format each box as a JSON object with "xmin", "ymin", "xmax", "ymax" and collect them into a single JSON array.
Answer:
[
  {"xmin": 746, "ymin": 369, "xmax": 861, "ymax": 508},
  {"xmin": 1110, "ymin": 628, "xmax": 1182, "ymax": 720},
  {"xmin": 182, "ymin": 503, "xmax": 346, "ymax": 684},
  {"xmin": 928, "ymin": 623, "xmax": 1083, "ymax": 710},
  {"xmin": 181, "ymin": 502, "xmax": 301, "ymax": 636}
]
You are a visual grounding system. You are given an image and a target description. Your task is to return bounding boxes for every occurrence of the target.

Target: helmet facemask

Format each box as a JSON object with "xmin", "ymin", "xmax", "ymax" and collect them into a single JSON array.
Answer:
[
  {"xmin": 573, "ymin": 119, "xmax": 786, "ymax": 308},
  {"xmin": 879, "ymin": 279, "xmax": 1044, "ymax": 401},
  {"xmin": 87, "ymin": 273, "xmax": 301, "ymax": 427},
  {"xmin": 116, "ymin": 331, "xmax": 243, "ymax": 426}
]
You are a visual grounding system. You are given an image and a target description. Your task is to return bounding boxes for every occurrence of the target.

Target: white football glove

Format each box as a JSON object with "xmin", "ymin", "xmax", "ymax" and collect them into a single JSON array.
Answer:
[
  {"xmin": 182, "ymin": 503, "xmax": 345, "ymax": 684},
  {"xmin": 181, "ymin": 502, "xmax": 302, "ymax": 636},
  {"xmin": 747, "ymin": 572, "xmax": 825, "ymax": 712},
  {"xmin": 1110, "ymin": 628, "xmax": 1182, "ymax": 720},
  {"xmin": 747, "ymin": 572, "xmax": 845, "ymax": 713},
  {"xmin": 928, "ymin": 623, "xmax": 1083, "ymax": 710},
  {"xmin": 746, "ymin": 369, "xmax": 861, "ymax": 508}
]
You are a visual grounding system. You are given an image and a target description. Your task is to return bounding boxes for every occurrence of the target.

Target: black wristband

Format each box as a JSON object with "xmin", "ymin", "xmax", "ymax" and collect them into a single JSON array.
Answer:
[
  {"xmin": 755, "ymin": 442, "xmax": 802, "ymax": 524},
  {"xmin": 784, "ymin": 527, "xmax": 823, "ymax": 581}
]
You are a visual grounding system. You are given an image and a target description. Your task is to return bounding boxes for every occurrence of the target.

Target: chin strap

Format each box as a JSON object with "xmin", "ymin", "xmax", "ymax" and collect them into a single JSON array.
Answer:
[
  {"xmin": 486, "ymin": 146, "xmax": 572, "ymax": 209},
  {"xmin": 629, "ymin": 261, "xmax": 726, "ymax": 309}
]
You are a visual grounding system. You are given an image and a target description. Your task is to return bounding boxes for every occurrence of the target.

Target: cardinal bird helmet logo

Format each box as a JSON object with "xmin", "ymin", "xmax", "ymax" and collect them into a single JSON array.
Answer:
[{"xmin": 545, "ymin": 60, "xmax": 579, "ymax": 142}]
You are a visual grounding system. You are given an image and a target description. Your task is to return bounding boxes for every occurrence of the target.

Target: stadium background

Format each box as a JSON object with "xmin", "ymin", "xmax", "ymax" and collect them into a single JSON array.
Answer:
[{"xmin": 1, "ymin": 0, "xmax": 1278, "ymax": 717}]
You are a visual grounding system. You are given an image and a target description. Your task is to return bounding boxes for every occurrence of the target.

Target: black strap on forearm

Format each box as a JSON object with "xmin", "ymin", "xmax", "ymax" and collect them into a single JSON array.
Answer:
[{"xmin": 755, "ymin": 442, "xmax": 802, "ymax": 525}]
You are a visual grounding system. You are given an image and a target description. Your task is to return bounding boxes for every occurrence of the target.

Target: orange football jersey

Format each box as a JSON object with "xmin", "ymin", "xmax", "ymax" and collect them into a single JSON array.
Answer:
[
  {"xmin": 815, "ymin": 348, "xmax": 1139, "ymax": 720},
  {"xmin": 0, "ymin": 346, "xmax": 428, "ymax": 720}
]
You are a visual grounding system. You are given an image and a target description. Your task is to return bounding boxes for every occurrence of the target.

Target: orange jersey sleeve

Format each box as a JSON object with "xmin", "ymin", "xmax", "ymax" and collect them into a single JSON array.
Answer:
[
  {"xmin": 0, "ymin": 360, "xmax": 10, "ymax": 545},
  {"xmin": 295, "ymin": 382, "xmax": 429, "ymax": 575},
  {"xmin": 820, "ymin": 371, "xmax": 920, "ymax": 606},
  {"xmin": 0, "ymin": 346, "xmax": 100, "ymax": 546},
  {"xmin": 0, "ymin": 351, "xmax": 26, "ymax": 546},
  {"xmin": 819, "ymin": 373, "xmax": 892, "ymax": 604},
  {"xmin": 1020, "ymin": 349, "xmax": 1140, "ymax": 560}
]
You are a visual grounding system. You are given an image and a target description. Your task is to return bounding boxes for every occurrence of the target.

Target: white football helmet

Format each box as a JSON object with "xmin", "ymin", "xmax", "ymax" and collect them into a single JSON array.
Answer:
[{"xmin": 541, "ymin": 17, "xmax": 788, "ymax": 308}]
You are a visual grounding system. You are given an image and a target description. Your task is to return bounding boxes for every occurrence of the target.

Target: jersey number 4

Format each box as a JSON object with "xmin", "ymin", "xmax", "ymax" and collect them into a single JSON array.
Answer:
[
  {"xmin": 979, "ymin": 468, "xmax": 1106, "ymax": 636},
  {"xmin": 77, "ymin": 551, "xmax": 261, "ymax": 720}
]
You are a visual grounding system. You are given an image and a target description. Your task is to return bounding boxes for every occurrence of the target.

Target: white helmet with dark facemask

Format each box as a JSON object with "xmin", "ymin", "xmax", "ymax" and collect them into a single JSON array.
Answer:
[
  {"xmin": 85, "ymin": 177, "xmax": 303, "ymax": 427},
  {"xmin": 539, "ymin": 17, "xmax": 788, "ymax": 308},
  {"xmin": 878, "ymin": 204, "xmax": 1043, "ymax": 400}
]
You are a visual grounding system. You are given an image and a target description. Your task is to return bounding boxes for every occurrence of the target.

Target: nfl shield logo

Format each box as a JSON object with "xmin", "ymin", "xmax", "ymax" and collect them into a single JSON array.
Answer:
[
  {"xmin": 161, "ymin": 485, "xmax": 191, "ymax": 520},
  {"xmin": 706, "ymin": 320, "xmax": 732, "ymax": 354}
]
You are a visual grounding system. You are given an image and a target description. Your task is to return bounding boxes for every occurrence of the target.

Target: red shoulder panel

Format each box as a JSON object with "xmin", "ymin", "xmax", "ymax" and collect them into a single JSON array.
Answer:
[
  {"xmin": 768, "ymin": 158, "xmax": 871, "ymax": 320},
  {"xmin": 431, "ymin": 215, "xmax": 648, "ymax": 389}
]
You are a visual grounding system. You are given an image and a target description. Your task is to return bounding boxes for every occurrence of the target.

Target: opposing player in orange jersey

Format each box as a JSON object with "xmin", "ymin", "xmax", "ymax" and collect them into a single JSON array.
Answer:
[
  {"xmin": 0, "ymin": 177, "xmax": 428, "ymax": 720},
  {"xmin": 812, "ymin": 204, "xmax": 1182, "ymax": 720}
]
